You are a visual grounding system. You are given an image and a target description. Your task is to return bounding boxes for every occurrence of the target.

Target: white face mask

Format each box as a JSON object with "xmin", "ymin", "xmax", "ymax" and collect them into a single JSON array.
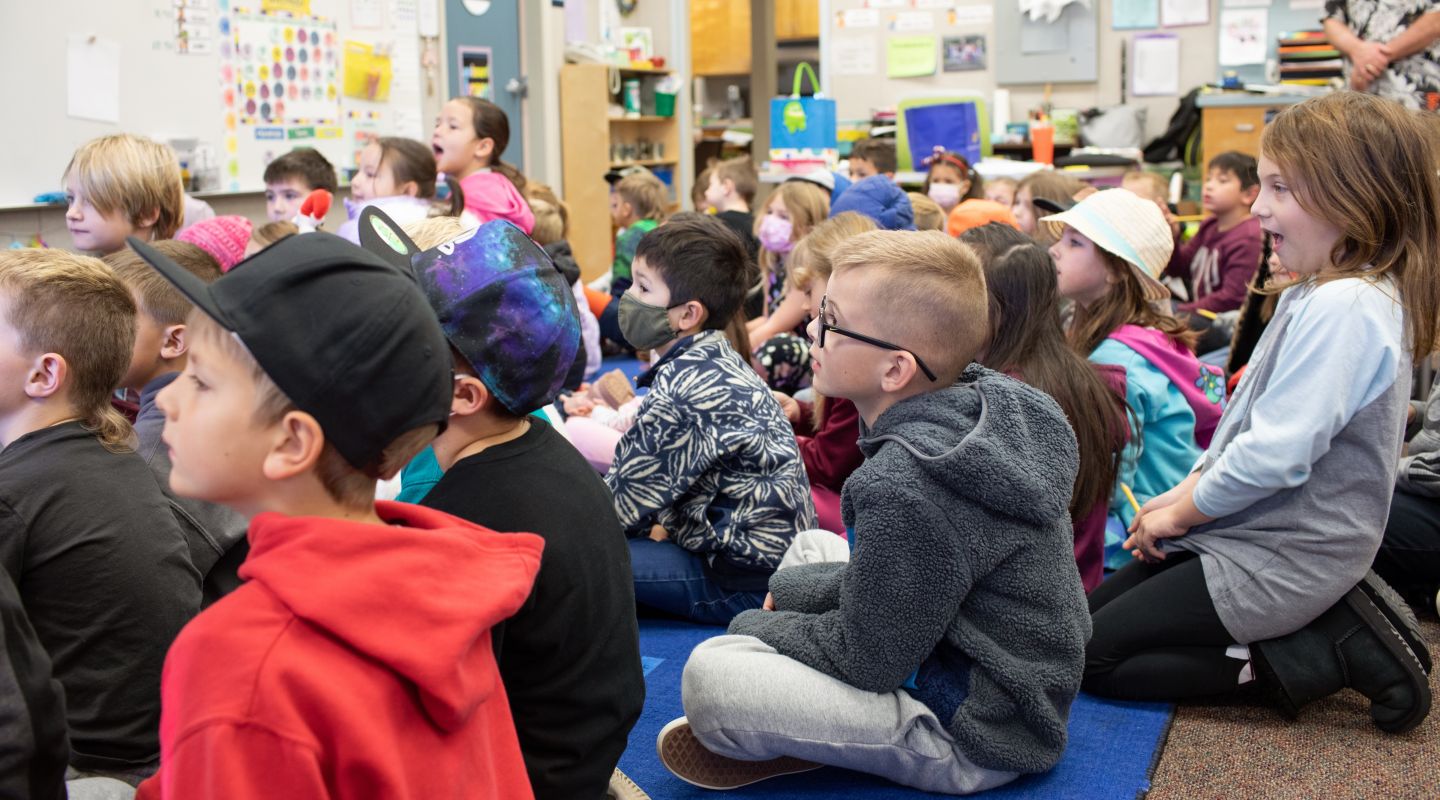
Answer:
[{"xmin": 928, "ymin": 183, "xmax": 962, "ymax": 212}]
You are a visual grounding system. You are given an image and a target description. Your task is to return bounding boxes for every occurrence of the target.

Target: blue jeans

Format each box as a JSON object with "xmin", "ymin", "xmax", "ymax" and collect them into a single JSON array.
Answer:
[{"xmin": 628, "ymin": 538, "xmax": 765, "ymax": 625}]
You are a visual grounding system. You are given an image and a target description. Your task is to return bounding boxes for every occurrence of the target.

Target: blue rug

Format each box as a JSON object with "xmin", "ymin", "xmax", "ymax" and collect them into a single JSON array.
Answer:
[{"xmin": 620, "ymin": 619, "xmax": 1174, "ymax": 799}]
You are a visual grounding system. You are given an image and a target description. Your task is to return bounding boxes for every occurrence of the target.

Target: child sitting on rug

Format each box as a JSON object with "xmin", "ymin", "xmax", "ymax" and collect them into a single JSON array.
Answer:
[
  {"xmin": 661, "ymin": 230, "xmax": 1089, "ymax": 793},
  {"xmin": 606, "ymin": 215, "xmax": 815, "ymax": 625}
]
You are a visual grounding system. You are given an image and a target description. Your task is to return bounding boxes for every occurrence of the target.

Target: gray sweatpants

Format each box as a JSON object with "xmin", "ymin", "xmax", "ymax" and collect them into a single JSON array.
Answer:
[{"xmin": 681, "ymin": 531, "xmax": 1018, "ymax": 795}]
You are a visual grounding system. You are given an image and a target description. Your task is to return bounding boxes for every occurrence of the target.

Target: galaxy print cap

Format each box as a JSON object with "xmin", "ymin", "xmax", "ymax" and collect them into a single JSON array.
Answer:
[{"xmin": 358, "ymin": 208, "xmax": 581, "ymax": 415}]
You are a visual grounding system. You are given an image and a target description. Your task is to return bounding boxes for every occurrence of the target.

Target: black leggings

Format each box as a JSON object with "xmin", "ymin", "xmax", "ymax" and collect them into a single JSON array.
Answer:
[{"xmin": 1085, "ymin": 552, "xmax": 1246, "ymax": 701}]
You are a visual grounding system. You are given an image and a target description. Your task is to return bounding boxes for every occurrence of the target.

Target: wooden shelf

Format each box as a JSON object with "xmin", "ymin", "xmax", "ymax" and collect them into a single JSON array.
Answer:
[
  {"xmin": 618, "ymin": 66, "xmax": 672, "ymax": 75},
  {"xmin": 610, "ymin": 159, "xmax": 678, "ymax": 168},
  {"xmin": 610, "ymin": 116, "xmax": 675, "ymax": 123}
]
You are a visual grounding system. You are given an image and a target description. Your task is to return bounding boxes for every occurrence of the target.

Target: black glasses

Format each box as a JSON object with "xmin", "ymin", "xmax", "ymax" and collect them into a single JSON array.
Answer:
[{"xmin": 815, "ymin": 296, "xmax": 937, "ymax": 382}]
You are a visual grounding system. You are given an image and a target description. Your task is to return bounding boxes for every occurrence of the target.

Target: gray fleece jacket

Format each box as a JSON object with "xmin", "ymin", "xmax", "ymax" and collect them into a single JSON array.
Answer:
[
  {"xmin": 727, "ymin": 365, "xmax": 1090, "ymax": 774},
  {"xmin": 1399, "ymin": 370, "xmax": 1440, "ymax": 496}
]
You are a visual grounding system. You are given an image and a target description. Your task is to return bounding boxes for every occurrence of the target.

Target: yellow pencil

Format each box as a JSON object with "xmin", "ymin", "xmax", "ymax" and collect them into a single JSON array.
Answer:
[
  {"xmin": 1195, "ymin": 308, "xmax": 1218, "ymax": 320},
  {"xmin": 1121, "ymin": 483, "xmax": 1142, "ymax": 515}
]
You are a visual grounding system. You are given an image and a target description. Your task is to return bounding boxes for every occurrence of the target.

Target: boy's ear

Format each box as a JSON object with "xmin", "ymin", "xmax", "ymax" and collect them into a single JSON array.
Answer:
[
  {"xmin": 160, "ymin": 324, "xmax": 188, "ymax": 361},
  {"xmin": 357, "ymin": 206, "xmax": 421, "ymax": 276},
  {"xmin": 262, "ymin": 409, "xmax": 326, "ymax": 482},
  {"xmin": 24, "ymin": 354, "xmax": 67, "ymax": 400},
  {"xmin": 1241, "ymin": 183, "xmax": 1261, "ymax": 204},
  {"xmin": 449, "ymin": 374, "xmax": 492, "ymax": 419},
  {"xmin": 674, "ymin": 299, "xmax": 709, "ymax": 331},
  {"xmin": 722, "ymin": 178, "xmax": 737, "ymax": 197},
  {"xmin": 877, "ymin": 350, "xmax": 920, "ymax": 394}
]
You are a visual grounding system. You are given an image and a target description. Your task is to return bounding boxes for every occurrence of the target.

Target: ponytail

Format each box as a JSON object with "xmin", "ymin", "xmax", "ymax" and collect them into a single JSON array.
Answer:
[
  {"xmin": 492, "ymin": 159, "xmax": 528, "ymax": 196},
  {"xmin": 86, "ymin": 404, "xmax": 137, "ymax": 454},
  {"xmin": 438, "ymin": 175, "xmax": 464, "ymax": 217}
]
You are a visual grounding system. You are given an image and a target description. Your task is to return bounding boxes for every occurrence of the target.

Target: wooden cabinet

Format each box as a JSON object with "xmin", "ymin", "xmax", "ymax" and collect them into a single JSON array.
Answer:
[
  {"xmin": 559, "ymin": 64, "xmax": 683, "ymax": 281},
  {"xmin": 692, "ymin": 0, "xmax": 751, "ymax": 76},
  {"xmin": 691, "ymin": 0, "xmax": 819, "ymax": 76}
]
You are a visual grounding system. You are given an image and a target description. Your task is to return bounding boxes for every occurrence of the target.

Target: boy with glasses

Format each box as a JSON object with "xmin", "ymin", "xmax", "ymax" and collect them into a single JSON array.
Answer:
[{"xmin": 659, "ymin": 231, "xmax": 1091, "ymax": 794}]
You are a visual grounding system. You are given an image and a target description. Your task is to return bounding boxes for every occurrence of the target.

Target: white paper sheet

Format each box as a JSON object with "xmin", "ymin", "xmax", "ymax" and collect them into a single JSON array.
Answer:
[
  {"xmin": 416, "ymin": 0, "xmax": 439, "ymax": 37},
  {"xmin": 832, "ymin": 37, "xmax": 878, "ymax": 76},
  {"xmin": 67, "ymin": 35, "xmax": 120, "ymax": 123},
  {"xmin": 839, "ymin": 8, "xmax": 880, "ymax": 29},
  {"xmin": 351, "ymin": 0, "xmax": 383, "ymax": 28},
  {"xmin": 1223, "ymin": 0, "xmax": 1271, "ymax": 6},
  {"xmin": 1289, "ymin": 0, "xmax": 1324, "ymax": 8},
  {"xmin": 950, "ymin": 5, "xmax": 995, "ymax": 26},
  {"xmin": 1132, "ymin": 33, "xmax": 1180, "ymax": 96},
  {"xmin": 1160, "ymin": 0, "xmax": 1209, "ymax": 26},
  {"xmin": 891, "ymin": 11, "xmax": 934, "ymax": 32},
  {"xmin": 1218, "ymin": 8, "xmax": 1268, "ymax": 65}
]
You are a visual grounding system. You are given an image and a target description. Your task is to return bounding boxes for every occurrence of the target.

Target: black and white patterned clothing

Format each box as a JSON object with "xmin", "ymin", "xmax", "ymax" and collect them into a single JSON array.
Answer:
[
  {"xmin": 606, "ymin": 330, "xmax": 816, "ymax": 577},
  {"xmin": 1325, "ymin": 0, "xmax": 1440, "ymax": 109}
]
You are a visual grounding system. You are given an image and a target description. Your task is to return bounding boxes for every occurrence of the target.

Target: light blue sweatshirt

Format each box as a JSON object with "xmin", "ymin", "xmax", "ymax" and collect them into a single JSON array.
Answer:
[{"xmin": 1090, "ymin": 336, "xmax": 1204, "ymax": 568}]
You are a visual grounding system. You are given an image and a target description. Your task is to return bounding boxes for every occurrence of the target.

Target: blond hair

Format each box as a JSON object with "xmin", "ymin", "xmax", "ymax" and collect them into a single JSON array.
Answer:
[
  {"xmin": 907, "ymin": 192, "xmax": 946, "ymax": 231},
  {"xmin": 615, "ymin": 172, "xmax": 669, "ymax": 223},
  {"xmin": 526, "ymin": 183, "xmax": 569, "ymax": 242},
  {"xmin": 250, "ymin": 221, "xmax": 298, "ymax": 251},
  {"xmin": 187, "ymin": 311, "xmax": 437, "ymax": 509},
  {"xmin": 403, "ymin": 216, "xmax": 473, "ymax": 250},
  {"xmin": 788, "ymin": 211, "xmax": 879, "ymax": 293},
  {"xmin": 0, "ymin": 249, "xmax": 137, "ymax": 451},
  {"xmin": 528, "ymin": 198, "xmax": 565, "ymax": 246},
  {"xmin": 1122, "ymin": 170, "xmax": 1169, "ymax": 206},
  {"xmin": 830, "ymin": 230, "xmax": 988, "ymax": 383},
  {"xmin": 1261, "ymin": 92, "xmax": 1440, "ymax": 361},
  {"xmin": 713, "ymin": 156, "xmax": 759, "ymax": 205},
  {"xmin": 105, "ymin": 242, "xmax": 221, "ymax": 327},
  {"xmin": 1018, "ymin": 171, "xmax": 1086, "ymax": 247},
  {"xmin": 63, "ymin": 134, "xmax": 185, "ymax": 240},
  {"xmin": 757, "ymin": 181, "xmax": 829, "ymax": 290}
]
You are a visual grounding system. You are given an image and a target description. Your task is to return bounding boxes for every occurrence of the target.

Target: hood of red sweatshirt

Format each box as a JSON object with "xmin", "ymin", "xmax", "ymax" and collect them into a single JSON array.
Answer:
[{"xmin": 238, "ymin": 500, "xmax": 543, "ymax": 732}]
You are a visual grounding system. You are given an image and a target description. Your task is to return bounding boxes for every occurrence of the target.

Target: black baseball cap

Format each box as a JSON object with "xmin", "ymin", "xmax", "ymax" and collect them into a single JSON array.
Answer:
[{"xmin": 126, "ymin": 232, "xmax": 452, "ymax": 470}]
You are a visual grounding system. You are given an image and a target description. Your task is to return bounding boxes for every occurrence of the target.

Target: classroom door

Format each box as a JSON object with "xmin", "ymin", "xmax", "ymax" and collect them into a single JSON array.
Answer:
[{"xmin": 446, "ymin": 0, "xmax": 525, "ymax": 169}]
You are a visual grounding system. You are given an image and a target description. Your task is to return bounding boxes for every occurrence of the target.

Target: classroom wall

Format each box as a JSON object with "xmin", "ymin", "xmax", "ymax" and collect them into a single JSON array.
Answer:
[{"xmin": 821, "ymin": 0, "xmax": 1223, "ymax": 143}]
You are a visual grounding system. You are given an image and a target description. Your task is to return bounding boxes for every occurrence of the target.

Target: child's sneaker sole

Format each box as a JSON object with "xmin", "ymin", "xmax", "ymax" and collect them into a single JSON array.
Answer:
[{"xmin": 656, "ymin": 717, "xmax": 821, "ymax": 790}]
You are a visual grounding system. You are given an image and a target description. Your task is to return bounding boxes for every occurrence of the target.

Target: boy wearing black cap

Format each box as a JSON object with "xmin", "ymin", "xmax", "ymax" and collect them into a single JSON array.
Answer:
[
  {"xmin": 127, "ymin": 232, "xmax": 544, "ymax": 800},
  {"xmin": 361, "ymin": 215, "xmax": 644, "ymax": 800}
]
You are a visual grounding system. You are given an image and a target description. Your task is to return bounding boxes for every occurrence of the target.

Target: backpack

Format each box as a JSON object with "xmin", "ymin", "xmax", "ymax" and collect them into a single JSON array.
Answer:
[{"xmin": 1143, "ymin": 87, "xmax": 1203, "ymax": 167}]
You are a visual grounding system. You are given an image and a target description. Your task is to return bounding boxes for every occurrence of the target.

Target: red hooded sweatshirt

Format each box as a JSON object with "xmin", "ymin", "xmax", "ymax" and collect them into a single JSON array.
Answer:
[{"xmin": 136, "ymin": 501, "xmax": 544, "ymax": 800}]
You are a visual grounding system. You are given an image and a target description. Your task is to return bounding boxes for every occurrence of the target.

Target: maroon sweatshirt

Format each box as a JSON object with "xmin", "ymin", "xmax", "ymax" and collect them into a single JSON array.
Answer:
[
  {"xmin": 1165, "ymin": 215, "xmax": 1262, "ymax": 314},
  {"xmin": 792, "ymin": 396, "xmax": 865, "ymax": 493}
]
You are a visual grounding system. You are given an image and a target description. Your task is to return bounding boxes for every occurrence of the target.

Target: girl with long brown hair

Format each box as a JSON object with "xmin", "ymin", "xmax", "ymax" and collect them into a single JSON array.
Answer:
[
  {"xmin": 962, "ymin": 224, "xmax": 1129, "ymax": 592},
  {"xmin": 1085, "ymin": 92, "xmax": 1440, "ymax": 733}
]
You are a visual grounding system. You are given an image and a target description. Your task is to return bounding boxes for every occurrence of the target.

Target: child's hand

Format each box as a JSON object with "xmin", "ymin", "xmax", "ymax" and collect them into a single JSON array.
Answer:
[
  {"xmin": 562, "ymin": 394, "xmax": 595, "ymax": 417},
  {"xmin": 648, "ymin": 524, "xmax": 670, "ymax": 542},
  {"xmin": 1123, "ymin": 504, "xmax": 1191, "ymax": 562},
  {"xmin": 772, "ymin": 391, "xmax": 801, "ymax": 424},
  {"xmin": 763, "ymin": 592, "xmax": 776, "ymax": 611}
]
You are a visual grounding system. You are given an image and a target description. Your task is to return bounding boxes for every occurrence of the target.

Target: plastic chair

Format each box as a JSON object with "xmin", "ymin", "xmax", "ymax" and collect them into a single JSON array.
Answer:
[{"xmin": 895, "ymin": 94, "xmax": 992, "ymax": 172}]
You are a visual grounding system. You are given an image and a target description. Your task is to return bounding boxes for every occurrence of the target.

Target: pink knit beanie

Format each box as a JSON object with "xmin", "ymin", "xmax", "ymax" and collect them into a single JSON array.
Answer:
[{"xmin": 176, "ymin": 215, "xmax": 253, "ymax": 272}]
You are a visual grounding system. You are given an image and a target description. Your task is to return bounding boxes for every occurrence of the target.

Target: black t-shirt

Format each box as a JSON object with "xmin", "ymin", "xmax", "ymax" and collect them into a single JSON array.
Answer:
[
  {"xmin": 420, "ymin": 420, "xmax": 644, "ymax": 800},
  {"xmin": 717, "ymin": 209, "xmax": 760, "ymax": 264},
  {"xmin": 0, "ymin": 565, "xmax": 67, "ymax": 799},
  {"xmin": 0, "ymin": 423, "xmax": 200, "ymax": 769}
]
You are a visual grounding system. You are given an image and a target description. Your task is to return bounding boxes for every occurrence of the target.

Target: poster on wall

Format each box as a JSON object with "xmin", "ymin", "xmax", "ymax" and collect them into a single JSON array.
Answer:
[
  {"xmin": 230, "ymin": 13, "xmax": 341, "ymax": 125},
  {"xmin": 942, "ymin": 35, "xmax": 987, "ymax": 71}
]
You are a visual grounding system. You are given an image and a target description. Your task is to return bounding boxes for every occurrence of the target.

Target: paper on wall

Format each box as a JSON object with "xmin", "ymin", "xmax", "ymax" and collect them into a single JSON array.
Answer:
[
  {"xmin": 417, "ymin": 0, "xmax": 440, "ymax": 37},
  {"xmin": 949, "ymin": 5, "xmax": 994, "ymax": 26},
  {"xmin": 838, "ymin": 8, "xmax": 881, "ymax": 28},
  {"xmin": 890, "ymin": 11, "xmax": 934, "ymax": 32},
  {"xmin": 1289, "ymin": 0, "xmax": 1324, "ymax": 8},
  {"xmin": 913, "ymin": 0, "xmax": 952, "ymax": 8},
  {"xmin": 1218, "ymin": 8, "xmax": 1268, "ymax": 65},
  {"xmin": 1132, "ymin": 33, "xmax": 1180, "ymax": 96},
  {"xmin": 351, "ymin": 0, "xmax": 383, "ymax": 28},
  {"xmin": 1222, "ymin": 0, "xmax": 1271, "ymax": 6},
  {"xmin": 887, "ymin": 34, "xmax": 938, "ymax": 77},
  {"xmin": 832, "ymin": 37, "xmax": 879, "ymax": 76},
  {"xmin": 1019, "ymin": 0, "xmax": 1090, "ymax": 24},
  {"xmin": 1160, "ymin": 0, "xmax": 1209, "ymax": 26},
  {"xmin": 67, "ymin": 35, "xmax": 120, "ymax": 124},
  {"xmin": 1112, "ymin": 0, "xmax": 1159, "ymax": 30}
]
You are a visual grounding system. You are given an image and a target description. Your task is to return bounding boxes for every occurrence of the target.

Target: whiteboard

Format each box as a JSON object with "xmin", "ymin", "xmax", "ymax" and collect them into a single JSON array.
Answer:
[{"xmin": 0, "ymin": 0, "xmax": 427, "ymax": 208}]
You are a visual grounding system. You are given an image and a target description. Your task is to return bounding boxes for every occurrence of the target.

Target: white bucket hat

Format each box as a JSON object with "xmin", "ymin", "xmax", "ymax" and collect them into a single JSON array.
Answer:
[{"xmin": 1042, "ymin": 188, "xmax": 1174, "ymax": 302}]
